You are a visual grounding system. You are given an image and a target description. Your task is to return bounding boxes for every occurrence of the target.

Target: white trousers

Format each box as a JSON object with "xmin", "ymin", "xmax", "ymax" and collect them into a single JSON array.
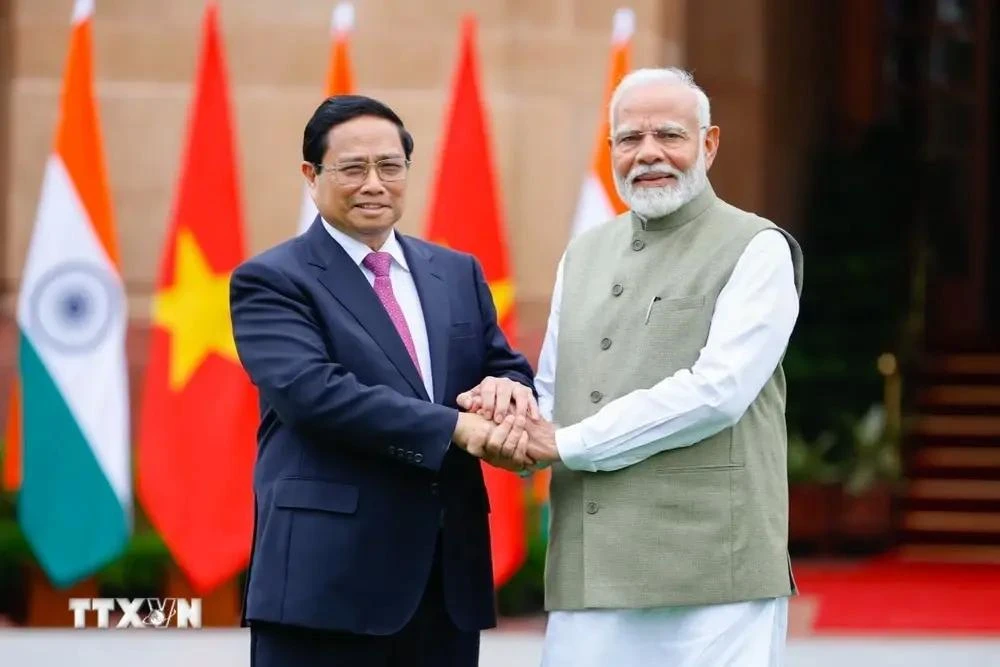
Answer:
[{"xmin": 540, "ymin": 596, "xmax": 789, "ymax": 667}]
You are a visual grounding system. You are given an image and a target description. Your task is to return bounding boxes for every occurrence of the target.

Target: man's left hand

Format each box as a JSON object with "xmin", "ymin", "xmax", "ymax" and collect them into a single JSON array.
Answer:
[
  {"xmin": 480, "ymin": 413, "xmax": 560, "ymax": 468},
  {"xmin": 524, "ymin": 416, "xmax": 560, "ymax": 465},
  {"xmin": 456, "ymin": 377, "xmax": 539, "ymax": 423}
]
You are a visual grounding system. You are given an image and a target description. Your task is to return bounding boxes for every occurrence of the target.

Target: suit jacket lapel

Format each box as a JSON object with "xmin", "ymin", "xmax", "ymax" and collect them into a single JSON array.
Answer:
[
  {"xmin": 399, "ymin": 235, "xmax": 451, "ymax": 405},
  {"xmin": 304, "ymin": 218, "xmax": 429, "ymax": 401}
]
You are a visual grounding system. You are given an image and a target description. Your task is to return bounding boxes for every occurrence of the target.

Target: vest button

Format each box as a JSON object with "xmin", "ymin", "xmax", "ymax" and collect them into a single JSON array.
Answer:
[
  {"xmin": 590, "ymin": 390, "xmax": 603, "ymax": 403},
  {"xmin": 631, "ymin": 239, "xmax": 645, "ymax": 251},
  {"xmin": 611, "ymin": 283, "xmax": 623, "ymax": 296},
  {"xmin": 585, "ymin": 501, "xmax": 599, "ymax": 514},
  {"xmin": 600, "ymin": 337, "xmax": 612, "ymax": 350}
]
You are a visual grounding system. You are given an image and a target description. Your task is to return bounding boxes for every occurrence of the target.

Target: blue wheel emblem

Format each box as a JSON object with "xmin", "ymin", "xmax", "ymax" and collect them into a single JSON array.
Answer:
[{"xmin": 28, "ymin": 262, "xmax": 122, "ymax": 354}]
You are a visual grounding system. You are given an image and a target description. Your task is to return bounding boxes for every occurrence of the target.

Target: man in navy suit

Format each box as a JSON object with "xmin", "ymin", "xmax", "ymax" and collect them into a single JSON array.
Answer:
[{"xmin": 229, "ymin": 95, "xmax": 538, "ymax": 667}]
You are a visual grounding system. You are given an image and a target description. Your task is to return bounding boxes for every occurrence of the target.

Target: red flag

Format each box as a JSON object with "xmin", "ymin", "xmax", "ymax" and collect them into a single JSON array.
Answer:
[
  {"xmin": 3, "ymin": 383, "xmax": 21, "ymax": 491},
  {"xmin": 136, "ymin": 2, "xmax": 256, "ymax": 594},
  {"xmin": 425, "ymin": 15, "xmax": 526, "ymax": 587}
]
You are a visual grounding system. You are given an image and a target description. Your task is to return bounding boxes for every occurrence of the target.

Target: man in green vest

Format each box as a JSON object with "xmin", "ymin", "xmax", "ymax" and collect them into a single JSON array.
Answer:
[{"xmin": 461, "ymin": 66, "xmax": 804, "ymax": 666}]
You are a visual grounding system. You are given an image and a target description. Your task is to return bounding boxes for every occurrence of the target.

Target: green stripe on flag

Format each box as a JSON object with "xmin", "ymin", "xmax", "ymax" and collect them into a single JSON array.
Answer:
[{"xmin": 17, "ymin": 332, "xmax": 128, "ymax": 588}]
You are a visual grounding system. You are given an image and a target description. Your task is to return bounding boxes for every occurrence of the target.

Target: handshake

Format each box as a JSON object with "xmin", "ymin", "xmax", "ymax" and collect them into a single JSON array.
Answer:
[{"xmin": 451, "ymin": 377, "xmax": 560, "ymax": 473}]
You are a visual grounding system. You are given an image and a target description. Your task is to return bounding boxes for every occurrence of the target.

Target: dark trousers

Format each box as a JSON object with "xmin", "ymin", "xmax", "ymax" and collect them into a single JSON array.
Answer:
[{"xmin": 249, "ymin": 538, "xmax": 479, "ymax": 667}]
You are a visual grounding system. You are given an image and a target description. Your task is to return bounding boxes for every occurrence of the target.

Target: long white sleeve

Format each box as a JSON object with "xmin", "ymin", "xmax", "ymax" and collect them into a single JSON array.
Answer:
[
  {"xmin": 534, "ymin": 253, "xmax": 564, "ymax": 424},
  {"xmin": 550, "ymin": 229, "xmax": 800, "ymax": 473}
]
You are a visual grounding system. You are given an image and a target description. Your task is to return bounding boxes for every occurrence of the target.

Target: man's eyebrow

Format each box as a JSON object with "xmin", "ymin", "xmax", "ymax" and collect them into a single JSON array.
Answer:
[{"xmin": 334, "ymin": 152, "xmax": 405, "ymax": 162}]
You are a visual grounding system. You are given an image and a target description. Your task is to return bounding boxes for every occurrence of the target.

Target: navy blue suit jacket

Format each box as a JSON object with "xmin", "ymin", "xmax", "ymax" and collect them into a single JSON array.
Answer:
[{"xmin": 228, "ymin": 219, "xmax": 534, "ymax": 636}]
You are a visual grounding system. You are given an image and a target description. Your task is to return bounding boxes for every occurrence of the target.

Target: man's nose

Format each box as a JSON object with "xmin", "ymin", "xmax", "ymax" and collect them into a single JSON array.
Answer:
[
  {"xmin": 359, "ymin": 167, "xmax": 386, "ymax": 193},
  {"xmin": 635, "ymin": 134, "xmax": 664, "ymax": 164}
]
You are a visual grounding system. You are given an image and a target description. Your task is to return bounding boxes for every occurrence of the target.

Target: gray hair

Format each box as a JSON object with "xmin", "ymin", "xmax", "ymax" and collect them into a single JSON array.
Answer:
[{"xmin": 609, "ymin": 67, "xmax": 711, "ymax": 131}]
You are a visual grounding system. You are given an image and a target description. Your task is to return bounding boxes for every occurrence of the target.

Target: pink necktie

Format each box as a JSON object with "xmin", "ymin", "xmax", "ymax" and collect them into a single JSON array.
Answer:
[{"xmin": 362, "ymin": 251, "xmax": 422, "ymax": 376}]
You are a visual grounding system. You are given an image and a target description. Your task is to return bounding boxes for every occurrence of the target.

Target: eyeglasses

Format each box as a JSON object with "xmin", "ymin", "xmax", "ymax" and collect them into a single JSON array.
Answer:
[
  {"xmin": 611, "ymin": 126, "xmax": 708, "ymax": 153},
  {"xmin": 315, "ymin": 158, "xmax": 411, "ymax": 186}
]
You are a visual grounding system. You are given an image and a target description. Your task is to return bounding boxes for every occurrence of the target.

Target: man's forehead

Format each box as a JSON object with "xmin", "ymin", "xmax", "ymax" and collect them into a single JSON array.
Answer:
[
  {"xmin": 326, "ymin": 117, "xmax": 403, "ymax": 154},
  {"xmin": 616, "ymin": 83, "xmax": 699, "ymax": 126}
]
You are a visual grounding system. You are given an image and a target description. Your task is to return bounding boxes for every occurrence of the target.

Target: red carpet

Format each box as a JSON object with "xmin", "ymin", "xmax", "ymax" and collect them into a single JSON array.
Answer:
[{"xmin": 792, "ymin": 555, "xmax": 999, "ymax": 635}]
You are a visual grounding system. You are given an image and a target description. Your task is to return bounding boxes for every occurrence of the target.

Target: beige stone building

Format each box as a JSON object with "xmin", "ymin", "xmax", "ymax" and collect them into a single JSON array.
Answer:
[
  {"xmin": 4, "ymin": 0, "xmax": 1000, "ymax": 569},
  {"xmin": 0, "ymin": 0, "xmax": 833, "ymax": 392}
]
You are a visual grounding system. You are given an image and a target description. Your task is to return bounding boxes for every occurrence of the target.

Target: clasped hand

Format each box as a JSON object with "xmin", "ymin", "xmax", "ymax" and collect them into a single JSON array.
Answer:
[{"xmin": 451, "ymin": 376, "xmax": 560, "ymax": 472}]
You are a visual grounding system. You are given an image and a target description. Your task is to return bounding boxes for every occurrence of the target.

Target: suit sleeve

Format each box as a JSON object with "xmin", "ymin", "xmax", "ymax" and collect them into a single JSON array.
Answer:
[
  {"xmin": 470, "ymin": 256, "xmax": 536, "ymax": 392},
  {"xmin": 229, "ymin": 259, "xmax": 459, "ymax": 472}
]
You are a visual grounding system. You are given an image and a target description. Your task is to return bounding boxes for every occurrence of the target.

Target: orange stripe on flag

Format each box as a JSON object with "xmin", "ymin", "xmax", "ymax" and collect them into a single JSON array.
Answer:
[
  {"xmin": 326, "ymin": 37, "xmax": 354, "ymax": 95},
  {"xmin": 54, "ymin": 15, "xmax": 119, "ymax": 267},
  {"xmin": 594, "ymin": 40, "xmax": 631, "ymax": 215}
]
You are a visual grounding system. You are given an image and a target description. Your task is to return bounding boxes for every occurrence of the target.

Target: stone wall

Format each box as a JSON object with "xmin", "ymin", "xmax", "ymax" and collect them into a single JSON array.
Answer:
[
  {"xmin": 1, "ymin": 0, "xmax": 830, "ymax": 424},
  {"xmin": 2, "ymin": 0, "xmax": 683, "ymax": 371}
]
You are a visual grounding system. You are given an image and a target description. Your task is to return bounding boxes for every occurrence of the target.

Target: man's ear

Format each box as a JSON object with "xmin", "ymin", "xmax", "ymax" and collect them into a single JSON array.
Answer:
[
  {"xmin": 703, "ymin": 126, "xmax": 720, "ymax": 170},
  {"xmin": 301, "ymin": 161, "xmax": 318, "ymax": 187}
]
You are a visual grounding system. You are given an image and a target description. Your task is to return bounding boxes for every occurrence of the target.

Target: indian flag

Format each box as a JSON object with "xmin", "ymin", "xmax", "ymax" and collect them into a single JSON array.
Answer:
[
  {"xmin": 13, "ymin": 0, "xmax": 130, "ymax": 587},
  {"xmin": 568, "ymin": 8, "xmax": 634, "ymax": 238},
  {"xmin": 297, "ymin": 1, "xmax": 356, "ymax": 234}
]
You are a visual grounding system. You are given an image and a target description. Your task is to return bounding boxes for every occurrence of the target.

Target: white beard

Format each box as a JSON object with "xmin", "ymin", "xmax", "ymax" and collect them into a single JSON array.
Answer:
[{"xmin": 614, "ymin": 148, "xmax": 708, "ymax": 220}]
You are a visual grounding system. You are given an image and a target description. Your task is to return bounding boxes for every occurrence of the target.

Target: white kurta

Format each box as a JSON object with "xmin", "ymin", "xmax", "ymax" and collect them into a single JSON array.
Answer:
[{"xmin": 534, "ymin": 229, "xmax": 800, "ymax": 667}]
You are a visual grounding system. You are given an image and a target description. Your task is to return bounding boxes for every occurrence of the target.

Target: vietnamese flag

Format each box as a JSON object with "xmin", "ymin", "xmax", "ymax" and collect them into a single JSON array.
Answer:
[
  {"xmin": 4, "ymin": 385, "xmax": 21, "ymax": 491},
  {"xmin": 136, "ymin": 2, "xmax": 256, "ymax": 594},
  {"xmin": 425, "ymin": 15, "xmax": 525, "ymax": 587}
]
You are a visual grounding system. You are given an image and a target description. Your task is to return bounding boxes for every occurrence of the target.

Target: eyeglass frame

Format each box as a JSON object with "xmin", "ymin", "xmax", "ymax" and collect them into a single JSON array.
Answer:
[
  {"xmin": 312, "ymin": 157, "xmax": 412, "ymax": 186},
  {"xmin": 609, "ymin": 124, "xmax": 710, "ymax": 153}
]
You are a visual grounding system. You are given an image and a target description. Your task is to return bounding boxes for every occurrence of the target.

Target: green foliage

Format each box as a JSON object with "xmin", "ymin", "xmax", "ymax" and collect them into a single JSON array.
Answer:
[
  {"xmin": 0, "ymin": 489, "xmax": 171, "ymax": 597},
  {"xmin": 95, "ymin": 531, "xmax": 172, "ymax": 598},
  {"xmin": 786, "ymin": 431, "xmax": 844, "ymax": 485},
  {"xmin": 496, "ymin": 495, "xmax": 547, "ymax": 616},
  {"xmin": 0, "ymin": 492, "xmax": 31, "ymax": 575},
  {"xmin": 784, "ymin": 123, "xmax": 919, "ymax": 477},
  {"xmin": 842, "ymin": 405, "xmax": 903, "ymax": 495}
]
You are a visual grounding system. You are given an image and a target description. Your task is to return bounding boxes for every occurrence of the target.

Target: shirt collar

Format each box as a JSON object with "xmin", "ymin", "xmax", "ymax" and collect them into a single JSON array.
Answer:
[{"xmin": 322, "ymin": 218, "xmax": 410, "ymax": 273}]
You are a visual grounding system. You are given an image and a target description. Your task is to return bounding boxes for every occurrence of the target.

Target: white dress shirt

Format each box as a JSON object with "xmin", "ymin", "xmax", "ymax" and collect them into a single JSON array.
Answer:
[
  {"xmin": 322, "ymin": 221, "xmax": 434, "ymax": 401},
  {"xmin": 535, "ymin": 229, "xmax": 799, "ymax": 666}
]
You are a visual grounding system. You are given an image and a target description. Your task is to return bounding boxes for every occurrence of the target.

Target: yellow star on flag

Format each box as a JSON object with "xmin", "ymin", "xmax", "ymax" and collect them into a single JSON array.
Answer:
[
  {"xmin": 489, "ymin": 279, "xmax": 514, "ymax": 321},
  {"xmin": 432, "ymin": 237, "xmax": 515, "ymax": 321},
  {"xmin": 152, "ymin": 227, "xmax": 239, "ymax": 391}
]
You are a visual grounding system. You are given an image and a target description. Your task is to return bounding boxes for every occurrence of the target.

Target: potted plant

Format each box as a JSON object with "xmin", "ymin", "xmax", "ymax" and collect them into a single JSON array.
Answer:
[
  {"xmin": 787, "ymin": 431, "xmax": 845, "ymax": 555},
  {"xmin": 837, "ymin": 404, "xmax": 902, "ymax": 553}
]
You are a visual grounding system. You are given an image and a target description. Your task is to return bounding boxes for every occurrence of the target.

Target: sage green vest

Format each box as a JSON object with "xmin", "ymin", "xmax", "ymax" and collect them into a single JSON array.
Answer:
[{"xmin": 545, "ymin": 184, "xmax": 804, "ymax": 610}]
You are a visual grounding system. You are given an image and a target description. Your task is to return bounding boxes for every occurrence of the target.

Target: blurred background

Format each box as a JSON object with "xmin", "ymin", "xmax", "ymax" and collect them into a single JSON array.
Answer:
[{"xmin": 0, "ymin": 0, "xmax": 998, "ymax": 664}]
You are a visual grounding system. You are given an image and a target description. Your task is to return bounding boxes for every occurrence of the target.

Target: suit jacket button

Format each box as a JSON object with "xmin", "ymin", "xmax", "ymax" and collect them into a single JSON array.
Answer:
[
  {"xmin": 586, "ymin": 501, "xmax": 599, "ymax": 514},
  {"xmin": 590, "ymin": 390, "xmax": 603, "ymax": 403},
  {"xmin": 415, "ymin": 453, "xmax": 424, "ymax": 464},
  {"xmin": 430, "ymin": 481, "xmax": 439, "ymax": 495},
  {"xmin": 611, "ymin": 283, "xmax": 624, "ymax": 296},
  {"xmin": 388, "ymin": 445, "xmax": 396, "ymax": 456},
  {"xmin": 600, "ymin": 337, "xmax": 612, "ymax": 350}
]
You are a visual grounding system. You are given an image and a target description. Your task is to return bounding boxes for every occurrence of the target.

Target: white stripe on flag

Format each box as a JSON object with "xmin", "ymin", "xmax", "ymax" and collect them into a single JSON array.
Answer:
[
  {"xmin": 569, "ymin": 173, "xmax": 616, "ymax": 239},
  {"xmin": 15, "ymin": 156, "xmax": 130, "ymax": 504}
]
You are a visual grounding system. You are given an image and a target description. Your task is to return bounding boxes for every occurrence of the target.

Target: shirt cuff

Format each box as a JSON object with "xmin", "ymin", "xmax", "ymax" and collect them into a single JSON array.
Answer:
[{"xmin": 555, "ymin": 423, "xmax": 595, "ymax": 472}]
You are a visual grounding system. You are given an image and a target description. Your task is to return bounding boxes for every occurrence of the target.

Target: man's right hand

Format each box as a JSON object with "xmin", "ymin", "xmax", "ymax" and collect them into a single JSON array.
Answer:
[{"xmin": 453, "ymin": 412, "xmax": 533, "ymax": 470}]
